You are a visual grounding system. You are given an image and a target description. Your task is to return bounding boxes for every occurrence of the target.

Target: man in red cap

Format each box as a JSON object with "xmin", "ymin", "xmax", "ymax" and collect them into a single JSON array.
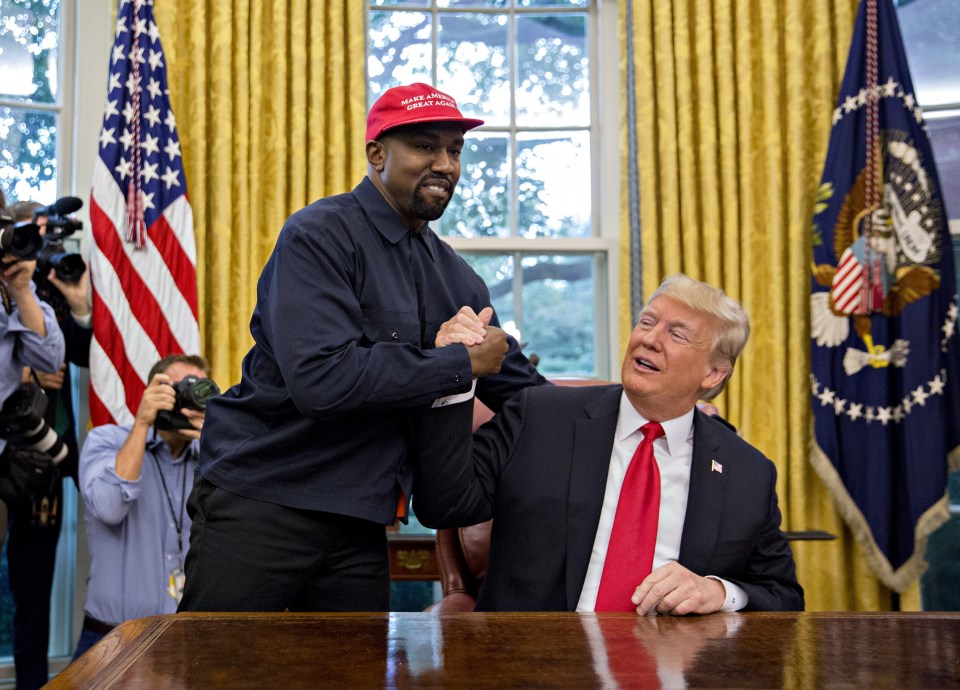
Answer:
[{"xmin": 179, "ymin": 83, "xmax": 546, "ymax": 613}]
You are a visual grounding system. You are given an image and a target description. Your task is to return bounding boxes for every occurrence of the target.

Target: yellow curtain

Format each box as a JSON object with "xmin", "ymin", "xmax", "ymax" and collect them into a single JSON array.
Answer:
[
  {"xmin": 620, "ymin": 0, "xmax": 920, "ymax": 610},
  {"xmin": 154, "ymin": 1, "xmax": 367, "ymax": 387}
]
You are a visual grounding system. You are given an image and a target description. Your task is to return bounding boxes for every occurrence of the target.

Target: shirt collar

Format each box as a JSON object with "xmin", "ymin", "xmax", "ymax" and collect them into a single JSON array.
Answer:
[
  {"xmin": 146, "ymin": 428, "xmax": 198, "ymax": 464},
  {"xmin": 354, "ymin": 176, "xmax": 437, "ymax": 262},
  {"xmin": 616, "ymin": 391, "xmax": 695, "ymax": 456}
]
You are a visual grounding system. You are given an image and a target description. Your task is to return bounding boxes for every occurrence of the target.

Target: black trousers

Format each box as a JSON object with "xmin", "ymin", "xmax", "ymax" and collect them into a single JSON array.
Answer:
[
  {"xmin": 5, "ymin": 478, "xmax": 63, "ymax": 690},
  {"xmin": 178, "ymin": 476, "xmax": 390, "ymax": 612}
]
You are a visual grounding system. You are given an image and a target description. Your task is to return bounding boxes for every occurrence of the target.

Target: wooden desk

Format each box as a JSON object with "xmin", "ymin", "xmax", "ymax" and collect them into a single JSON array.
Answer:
[
  {"xmin": 51, "ymin": 611, "xmax": 960, "ymax": 688},
  {"xmin": 387, "ymin": 533, "xmax": 440, "ymax": 581}
]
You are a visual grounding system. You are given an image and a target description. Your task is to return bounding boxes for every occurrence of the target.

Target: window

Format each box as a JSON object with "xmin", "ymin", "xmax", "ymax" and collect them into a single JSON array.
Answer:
[
  {"xmin": 367, "ymin": 0, "xmax": 618, "ymax": 378},
  {"xmin": 0, "ymin": 0, "xmax": 62, "ymax": 201},
  {"xmin": 896, "ymin": 0, "xmax": 960, "ymax": 223},
  {"xmin": 0, "ymin": 0, "xmax": 70, "ymax": 675},
  {"xmin": 367, "ymin": 0, "xmax": 619, "ymax": 611},
  {"xmin": 0, "ymin": 0, "xmax": 105, "ymax": 680}
]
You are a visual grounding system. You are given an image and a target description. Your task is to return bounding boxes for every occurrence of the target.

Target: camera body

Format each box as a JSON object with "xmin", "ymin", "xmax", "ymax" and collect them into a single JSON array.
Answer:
[
  {"xmin": 0, "ymin": 216, "xmax": 43, "ymax": 261},
  {"xmin": 36, "ymin": 213, "xmax": 86, "ymax": 284},
  {"xmin": 35, "ymin": 235, "xmax": 86, "ymax": 283},
  {"xmin": 0, "ymin": 384, "xmax": 67, "ymax": 465},
  {"xmin": 154, "ymin": 375, "xmax": 221, "ymax": 431}
]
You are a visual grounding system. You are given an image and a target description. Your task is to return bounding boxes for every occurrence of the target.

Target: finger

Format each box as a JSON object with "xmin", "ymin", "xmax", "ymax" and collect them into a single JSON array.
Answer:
[
  {"xmin": 478, "ymin": 306, "xmax": 494, "ymax": 327},
  {"xmin": 630, "ymin": 565, "xmax": 664, "ymax": 610},
  {"xmin": 436, "ymin": 331, "xmax": 483, "ymax": 348},
  {"xmin": 633, "ymin": 567, "xmax": 677, "ymax": 615},
  {"xmin": 453, "ymin": 310, "xmax": 487, "ymax": 335},
  {"xmin": 632, "ymin": 581, "xmax": 659, "ymax": 615}
]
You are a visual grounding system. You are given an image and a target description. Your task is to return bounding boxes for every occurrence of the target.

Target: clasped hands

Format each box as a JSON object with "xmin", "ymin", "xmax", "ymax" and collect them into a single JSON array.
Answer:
[{"xmin": 436, "ymin": 306, "xmax": 507, "ymax": 377}]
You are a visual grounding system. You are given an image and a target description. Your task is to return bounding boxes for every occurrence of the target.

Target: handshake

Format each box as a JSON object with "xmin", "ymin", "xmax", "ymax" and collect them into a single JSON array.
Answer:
[{"xmin": 436, "ymin": 306, "xmax": 508, "ymax": 378}]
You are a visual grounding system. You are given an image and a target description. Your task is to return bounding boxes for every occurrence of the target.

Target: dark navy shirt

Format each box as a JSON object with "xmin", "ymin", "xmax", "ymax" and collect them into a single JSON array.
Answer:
[{"xmin": 200, "ymin": 177, "xmax": 546, "ymax": 524}]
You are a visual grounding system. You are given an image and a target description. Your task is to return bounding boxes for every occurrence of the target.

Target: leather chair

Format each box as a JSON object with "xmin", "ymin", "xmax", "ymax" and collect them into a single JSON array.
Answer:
[{"xmin": 431, "ymin": 378, "xmax": 612, "ymax": 613}]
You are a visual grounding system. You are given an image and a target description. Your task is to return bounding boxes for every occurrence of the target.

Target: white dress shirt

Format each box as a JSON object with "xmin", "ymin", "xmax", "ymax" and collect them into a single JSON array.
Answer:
[{"xmin": 576, "ymin": 392, "xmax": 747, "ymax": 612}]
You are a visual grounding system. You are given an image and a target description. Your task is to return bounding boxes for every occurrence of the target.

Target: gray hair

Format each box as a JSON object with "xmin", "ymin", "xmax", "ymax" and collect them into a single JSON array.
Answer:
[{"xmin": 646, "ymin": 273, "xmax": 750, "ymax": 400}]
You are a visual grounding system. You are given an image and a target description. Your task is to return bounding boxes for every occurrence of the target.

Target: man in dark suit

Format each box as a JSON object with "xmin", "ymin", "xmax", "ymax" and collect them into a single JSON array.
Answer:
[{"xmin": 413, "ymin": 273, "xmax": 803, "ymax": 614}]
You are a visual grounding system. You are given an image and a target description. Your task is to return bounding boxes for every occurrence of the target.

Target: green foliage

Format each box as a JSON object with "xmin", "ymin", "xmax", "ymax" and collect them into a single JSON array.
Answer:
[
  {"xmin": 0, "ymin": 0, "xmax": 61, "ymax": 200},
  {"xmin": 810, "ymin": 182, "xmax": 833, "ymax": 247}
]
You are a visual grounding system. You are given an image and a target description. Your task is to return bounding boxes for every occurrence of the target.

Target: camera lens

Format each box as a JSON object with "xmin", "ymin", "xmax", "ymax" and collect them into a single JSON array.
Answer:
[
  {"xmin": 0, "ymin": 223, "xmax": 42, "ymax": 259},
  {"xmin": 50, "ymin": 252, "xmax": 86, "ymax": 283},
  {"xmin": 185, "ymin": 378, "xmax": 220, "ymax": 409}
]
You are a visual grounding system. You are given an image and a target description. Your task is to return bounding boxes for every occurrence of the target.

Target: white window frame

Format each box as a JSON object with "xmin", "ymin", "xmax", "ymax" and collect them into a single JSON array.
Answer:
[
  {"xmin": 0, "ymin": 0, "xmax": 111, "ymax": 682},
  {"xmin": 367, "ymin": 0, "xmax": 622, "ymax": 379}
]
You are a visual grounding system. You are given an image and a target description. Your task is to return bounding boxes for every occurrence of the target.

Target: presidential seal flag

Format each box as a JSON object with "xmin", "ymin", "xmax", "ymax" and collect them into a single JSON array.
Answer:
[
  {"xmin": 89, "ymin": 0, "xmax": 201, "ymax": 426},
  {"xmin": 809, "ymin": 0, "xmax": 960, "ymax": 592}
]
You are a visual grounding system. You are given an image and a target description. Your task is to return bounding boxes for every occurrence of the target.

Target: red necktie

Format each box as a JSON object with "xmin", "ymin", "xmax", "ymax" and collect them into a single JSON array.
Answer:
[{"xmin": 595, "ymin": 421, "xmax": 664, "ymax": 611}]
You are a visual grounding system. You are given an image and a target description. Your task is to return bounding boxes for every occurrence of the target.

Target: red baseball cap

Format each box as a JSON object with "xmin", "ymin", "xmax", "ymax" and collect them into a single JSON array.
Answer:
[{"xmin": 366, "ymin": 83, "xmax": 484, "ymax": 142}]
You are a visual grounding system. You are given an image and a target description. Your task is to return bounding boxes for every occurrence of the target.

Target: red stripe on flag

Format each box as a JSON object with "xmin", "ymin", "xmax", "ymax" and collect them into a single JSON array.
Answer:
[
  {"xmin": 90, "ymin": 201, "xmax": 187, "ymax": 357},
  {"xmin": 149, "ymin": 213, "xmax": 199, "ymax": 318},
  {"xmin": 92, "ymin": 291, "xmax": 146, "ymax": 420},
  {"xmin": 87, "ymin": 386, "xmax": 113, "ymax": 428}
]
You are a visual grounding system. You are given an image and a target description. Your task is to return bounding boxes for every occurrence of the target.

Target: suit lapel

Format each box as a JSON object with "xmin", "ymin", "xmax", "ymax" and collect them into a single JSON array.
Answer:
[
  {"xmin": 564, "ymin": 386, "xmax": 622, "ymax": 610},
  {"xmin": 677, "ymin": 410, "xmax": 726, "ymax": 573}
]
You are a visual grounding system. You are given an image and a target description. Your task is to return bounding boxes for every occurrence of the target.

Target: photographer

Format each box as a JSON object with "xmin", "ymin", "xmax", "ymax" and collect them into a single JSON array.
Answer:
[
  {"xmin": 3, "ymin": 197, "xmax": 89, "ymax": 690},
  {"xmin": 11, "ymin": 198, "xmax": 91, "ymax": 479},
  {"xmin": 73, "ymin": 354, "xmax": 212, "ymax": 659},
  {"xmin": 1, "ymin": 192, "xmax": 66, "ymax": 690}
]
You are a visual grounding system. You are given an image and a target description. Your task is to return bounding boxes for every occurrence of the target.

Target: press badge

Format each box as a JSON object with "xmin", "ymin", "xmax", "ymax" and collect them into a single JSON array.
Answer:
[{"xmin": 168, "ymin": 566, "xmax": 186, "ymax": 603}]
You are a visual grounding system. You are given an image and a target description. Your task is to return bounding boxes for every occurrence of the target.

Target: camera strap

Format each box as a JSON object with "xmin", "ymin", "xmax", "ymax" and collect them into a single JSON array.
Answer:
[
  {"xmin": 151, "ymin": 450, "xmax": 188, "ymax": 555},
  {"xmin": 0, "ymin": 283, "xmax": 10, "ymax": 314}
]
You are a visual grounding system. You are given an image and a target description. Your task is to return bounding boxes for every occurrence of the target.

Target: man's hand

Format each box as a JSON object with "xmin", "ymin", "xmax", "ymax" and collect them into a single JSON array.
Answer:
[
  {"xmin": 31, "ymin": 364, "xmax": 67, "ymax": 391},
  {"xmin": 1, "ymin": 256, "xmax": 37, "ymax": 298},
  {"xmin": 174, "ymin": 408, "xmax": 205, "ymax": 441},
  {"xmin": 3, "ymin": 255, "xmax": 47, "ymax": 336},
  {"xmin": 631, "ymin": 561, "xmax": 727, "ymax": 616},
  {"xmin": 48, "ymin": 268, "xmax": 90, "ymax": 318},
  {"xmin": 135, "ymin": 373, "xmax": 178, "ymax": 428},
  {"xmin": 436, "ymin": 306, "xmax": 493, "ymax": 347},
  {"xmin": 467, "ymin": 325, "xmax": 508, "ymax": 377}
]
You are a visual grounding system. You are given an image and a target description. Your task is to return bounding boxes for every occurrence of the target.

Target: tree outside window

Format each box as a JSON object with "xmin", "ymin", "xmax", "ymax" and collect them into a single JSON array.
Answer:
[{"xmin": 368, "ymin": 0, "xmax": 603, "ymax": 377}]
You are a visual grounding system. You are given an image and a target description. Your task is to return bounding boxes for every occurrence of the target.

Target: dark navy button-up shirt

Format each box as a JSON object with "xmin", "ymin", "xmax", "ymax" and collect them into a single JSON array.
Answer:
[{"xmin": 200, "ymin": 177, "xmax": 545, "ymax": 524}]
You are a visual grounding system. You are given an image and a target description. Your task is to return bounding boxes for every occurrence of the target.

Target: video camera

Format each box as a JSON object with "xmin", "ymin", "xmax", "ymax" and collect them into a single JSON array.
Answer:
[
  {"xmin": 155, "ymin": 375, "xmax": 221, "ymax": 431},
  {"xmin": 33, "ymin": 196, "xmax": 86, "ymax": 284}
]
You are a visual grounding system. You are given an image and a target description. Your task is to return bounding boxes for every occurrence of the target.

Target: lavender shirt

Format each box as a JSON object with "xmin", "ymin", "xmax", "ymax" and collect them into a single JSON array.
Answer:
[
  {"xmin": 0, "ymin": 280, "xmax": 64, "ymax": 454},
  {"xmin": 79, "ymin": 425, "xmax": 198, "ymax": 624}
]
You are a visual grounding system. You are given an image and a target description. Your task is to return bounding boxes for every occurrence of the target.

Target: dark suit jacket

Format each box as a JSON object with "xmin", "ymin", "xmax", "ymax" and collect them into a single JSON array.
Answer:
[{"xmin": 412, "ymin": 384, "xmax": 804, "ymax": 612}]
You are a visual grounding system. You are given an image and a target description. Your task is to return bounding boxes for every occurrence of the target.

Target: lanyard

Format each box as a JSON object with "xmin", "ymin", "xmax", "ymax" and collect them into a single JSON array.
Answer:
[{"xmin": 151, "ymin": 450, "xmax": 188, "ymax": 554}]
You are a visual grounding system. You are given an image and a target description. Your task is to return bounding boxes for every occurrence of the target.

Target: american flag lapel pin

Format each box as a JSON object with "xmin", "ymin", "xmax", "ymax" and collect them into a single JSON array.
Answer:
[{"xmin": 711, "ymin": 459, "xmax": 723, "ymax": 474}]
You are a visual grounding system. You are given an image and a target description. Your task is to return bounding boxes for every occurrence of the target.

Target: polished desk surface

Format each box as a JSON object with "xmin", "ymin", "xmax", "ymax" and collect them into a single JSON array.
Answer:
[{"xmin": 51, "ymin": 611, "xmax": 960, "ymax": 688}]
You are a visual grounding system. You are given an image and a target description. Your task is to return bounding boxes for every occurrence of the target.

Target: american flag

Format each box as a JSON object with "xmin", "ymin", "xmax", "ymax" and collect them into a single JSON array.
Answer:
[{"xmin": 88, "ymin": 0, "xmax": 200, "ymax": 426}]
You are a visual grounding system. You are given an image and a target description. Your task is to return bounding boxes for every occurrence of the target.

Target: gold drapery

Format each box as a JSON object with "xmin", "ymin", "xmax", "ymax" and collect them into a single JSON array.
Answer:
[
  {"xmin": 154, "ymin": 1, "xmax": 367, "ymax": 386},
  {"xmin": 620, "ymin": 0, "xmax": 919, "ymax": 610}
]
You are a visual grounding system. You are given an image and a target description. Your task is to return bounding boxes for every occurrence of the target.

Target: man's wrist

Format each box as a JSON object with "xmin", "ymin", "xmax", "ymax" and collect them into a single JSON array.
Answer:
[
  {"xmin": 70, "ymin": 309, "xmax": 92, "ymax": 328},
  {"xmin": 432, "ymin": 378, "xmax": 477, "ymax": 408},
  {"xmin": 706, "ymin": 576, "xmax": 748, "ymax": 612}
]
